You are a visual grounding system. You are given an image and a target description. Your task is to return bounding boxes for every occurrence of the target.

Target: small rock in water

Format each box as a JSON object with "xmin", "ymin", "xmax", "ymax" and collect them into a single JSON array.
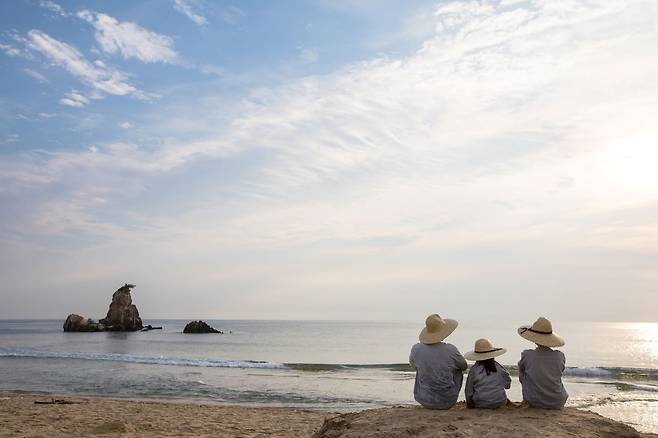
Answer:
[{"xmin": 183, "ymin": 320, "xmax": 222, "ymax": 334}]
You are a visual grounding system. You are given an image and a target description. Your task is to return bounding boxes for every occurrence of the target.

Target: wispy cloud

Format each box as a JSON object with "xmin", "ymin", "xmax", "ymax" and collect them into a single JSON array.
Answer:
[
  {"xmin": 23, "ymin": 68, "xmax": 49, "ymax": 83},
  {"xmin": 219, "ymin": 5, "xmax": 246, "ymax": 24},
  {"xmin": 0, "ymin": 42, "xmax": 25, "ymax": 57},
  {"xmin": 59, "ymin": 91, "xmax": 90, "ymax": 107},
  {"xmin": 78, "ymin": 10, "xmax": 180, "ymax": 64},
  {"xmin": 173, "ymin": 0, "xmax": 208, "ymax": 26},
  {"xmin": 0, "ymin": 134, "xmax": 19, "ymax": 145},
  {"xmin": 39, "ymin": 0, "xmax": 68, "ymax": 17},
  {"xmin": 298, "ymin": 47, "xmax": 320, "ymax": 63},
  {"xmin": 24, "ymin": 30, "xmax": 140, "ymax": 100}
]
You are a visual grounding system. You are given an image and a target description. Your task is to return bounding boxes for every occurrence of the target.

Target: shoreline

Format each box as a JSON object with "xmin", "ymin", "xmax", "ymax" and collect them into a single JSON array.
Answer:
[{"xmin": 1, "ymin": 390, "xmax": 656, "ymax": 437}]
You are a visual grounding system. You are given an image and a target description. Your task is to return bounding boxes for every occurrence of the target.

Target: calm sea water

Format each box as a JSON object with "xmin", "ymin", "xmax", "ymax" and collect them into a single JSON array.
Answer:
[{"xmin": 1, "ymin": 319, "xmax": 657, "ymax": 433}]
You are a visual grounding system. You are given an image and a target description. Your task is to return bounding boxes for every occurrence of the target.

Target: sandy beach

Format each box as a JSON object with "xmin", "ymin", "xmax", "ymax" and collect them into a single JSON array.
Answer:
[
  {"xmin": 0, "ymin": 391, "xmax": 326, "ymax": 437},
  {"xmin": 1, "ymin": 391, "xmax": 655, "ymax": 437}
]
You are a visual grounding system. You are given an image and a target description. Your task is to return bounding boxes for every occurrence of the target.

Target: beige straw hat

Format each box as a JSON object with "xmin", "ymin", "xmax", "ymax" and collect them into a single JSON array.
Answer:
[
  {"xmin": 419, "ymin": 314, "xmax": 458, "ymax": 345},
  {"xmin": 518, "ymin": 316, "xmax": 565, "ymax": 347},
  {"xmin": 464, "ymin": 338, "xmax": 507, "ymax": 361}
]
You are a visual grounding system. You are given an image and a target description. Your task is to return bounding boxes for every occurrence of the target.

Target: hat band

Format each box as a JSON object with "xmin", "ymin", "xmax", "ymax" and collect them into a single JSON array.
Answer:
[
  {"xmin": 474, "ymin": 348, "xmax": 502, "ymax": 354},
  {"xmin": 520, "ymin": 327, "xmax": 552, "ymax": 335}
]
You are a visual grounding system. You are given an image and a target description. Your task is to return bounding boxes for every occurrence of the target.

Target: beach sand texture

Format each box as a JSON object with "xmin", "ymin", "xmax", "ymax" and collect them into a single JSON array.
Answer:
[
  {"xmin": 0, "ymin": 392, "xmax": 325, "ymax": 437},
  {"xmin": 1, "ymin": 392, "xmax": 656, "ymax": 437}
]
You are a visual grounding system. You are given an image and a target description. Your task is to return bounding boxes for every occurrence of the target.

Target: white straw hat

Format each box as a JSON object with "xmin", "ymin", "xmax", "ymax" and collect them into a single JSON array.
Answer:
[
  {"xmin": 419, "ymin": 314, "xmax": 458, "ymax": 345},
  {"xmin": 464, "ymin": 338, "xmax": 507, "ymax": 361},
  {"xmin": 518, "ymin": 317, "xmax": 565, "ymax": 347}
]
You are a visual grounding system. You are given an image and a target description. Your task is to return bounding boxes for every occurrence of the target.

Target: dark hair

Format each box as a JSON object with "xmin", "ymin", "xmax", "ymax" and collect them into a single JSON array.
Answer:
[{"xmin": 478, "ymin": 358, "xmax": 498, "ymax": 375}]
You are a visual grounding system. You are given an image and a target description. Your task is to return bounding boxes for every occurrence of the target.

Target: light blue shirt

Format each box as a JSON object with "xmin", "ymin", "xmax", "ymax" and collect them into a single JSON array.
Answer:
[
  {"xmin": 409, "ymin": 342, "xmax": 467, "ymax": 409},
  {"xmin": 518, "ymin": 346, "xmax": 568, "ymax": 409},
  {"xmin": 465, "ymin": 361, "xmax": 511, "ymax": 408}
]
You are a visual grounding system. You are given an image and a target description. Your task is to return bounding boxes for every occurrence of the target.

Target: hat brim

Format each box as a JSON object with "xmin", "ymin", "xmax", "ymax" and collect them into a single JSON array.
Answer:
[
  {"xmin": 517, "ymin": 326, "xmax": 565, "ymax": 347},
  {"xmin": 464, "ymin": 347, "xmax": 507, "ymax": 361},
  {"xmin": 419, "ymin": 318, "xmax": 458, "ymax": 344}
]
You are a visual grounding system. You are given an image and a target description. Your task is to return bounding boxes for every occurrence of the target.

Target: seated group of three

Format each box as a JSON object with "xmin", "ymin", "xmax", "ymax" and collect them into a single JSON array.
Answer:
[{"xmin": 409, "ymin": 315, "xmax": 568, "ymax": 409}]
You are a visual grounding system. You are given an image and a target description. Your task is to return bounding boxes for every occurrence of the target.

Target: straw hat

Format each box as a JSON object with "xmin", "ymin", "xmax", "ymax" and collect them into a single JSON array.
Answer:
[
  {"xmin": 464, "ymin": 338, "xmax": 507, "ymax": 361},
  {"xmin": 518, "ymin": 317, "xmax": 565, "ymax": 347},
  {"xmin": 419, "ymin": 314, "xmax": 458, "ymax": 344}
]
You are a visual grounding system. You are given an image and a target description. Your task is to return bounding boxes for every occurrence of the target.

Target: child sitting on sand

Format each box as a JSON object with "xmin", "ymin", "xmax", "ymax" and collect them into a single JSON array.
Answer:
[
  {"xmin": 409, "ymin": 314, "xmax": 467, "ymax": 409},
  {"xmin": 464, "ymin": 338, "xmax": 511, "ymax": 409},
  {"xmin": 517, "ymin": 317, "xmax": 568, "ymax": 409}
]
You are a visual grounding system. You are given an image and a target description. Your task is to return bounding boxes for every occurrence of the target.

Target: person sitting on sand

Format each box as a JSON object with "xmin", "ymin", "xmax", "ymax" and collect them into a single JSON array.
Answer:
[
  {"xmin": 409, "ymin": 314, "xmax": 467, "ymax": 409},
  {"xmin": 517, "ymin": 317, "xmax": 568, "ymax": 409},
  {"xmin": 464, "ymin": 338, "xmax": 511, "ymax": 409}
]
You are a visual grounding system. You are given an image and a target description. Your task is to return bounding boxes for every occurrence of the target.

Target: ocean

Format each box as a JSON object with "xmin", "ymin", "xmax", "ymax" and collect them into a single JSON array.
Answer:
[{"xmin": 0, "ymin": 319, "xmax": 656, "ymax": 433}]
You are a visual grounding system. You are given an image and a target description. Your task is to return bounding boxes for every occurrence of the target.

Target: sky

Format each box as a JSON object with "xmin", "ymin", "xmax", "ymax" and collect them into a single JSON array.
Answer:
[{"xmin": 0, "ymin": 0, "xmax": 657, "ymax": 322}]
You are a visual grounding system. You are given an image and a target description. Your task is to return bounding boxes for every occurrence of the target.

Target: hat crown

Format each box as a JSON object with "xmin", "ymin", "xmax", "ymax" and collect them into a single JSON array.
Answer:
[
  {"xmin": 532, "ymin": 317, "xmax": 553, "ymax": 333},
  {"xmin": 425, "ymin": 314, "xmax": 446, "ymax": 333},
  {"xmin": 474, "ymin": 338, "xmax": 495, "ymax": 353}
]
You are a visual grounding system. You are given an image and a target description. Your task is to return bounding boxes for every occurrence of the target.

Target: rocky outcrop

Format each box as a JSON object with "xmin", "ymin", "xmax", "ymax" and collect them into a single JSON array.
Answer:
[
  {"xmin": 98, "ymin": 284, "xmax": 142, "ymax": 331},
  {"xmin": 183, "ymin": 320, "xmax": 222, "ymax": 334},
  {"xmin": 313, "ymin": 404, "xmax": 651, "ymax": 438},
  {"xmin": 63, "ymin": 284, "xmax": 143, "ymax": 332},
  {"xmin": 63, "ymin": 314, "xmax": 105, "ymax": 332}
]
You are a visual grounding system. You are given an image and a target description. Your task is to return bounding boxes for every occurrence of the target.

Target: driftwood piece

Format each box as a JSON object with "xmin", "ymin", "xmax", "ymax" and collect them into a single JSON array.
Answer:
[{"xmin": 34, "ymin": 398, "xmax": 80, "ymax": 405}]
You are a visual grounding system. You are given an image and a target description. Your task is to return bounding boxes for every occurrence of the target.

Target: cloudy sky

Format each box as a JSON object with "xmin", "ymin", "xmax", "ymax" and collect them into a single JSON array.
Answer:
[{"xmin": 1, "ymin": 0, "xmax": 657, "ymax": 321}]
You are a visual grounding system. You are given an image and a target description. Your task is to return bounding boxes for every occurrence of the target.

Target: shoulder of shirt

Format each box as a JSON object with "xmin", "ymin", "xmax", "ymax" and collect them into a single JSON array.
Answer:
[{"xmin": 443, "ymin": 342, "xmax": 460, "ymax": 352}]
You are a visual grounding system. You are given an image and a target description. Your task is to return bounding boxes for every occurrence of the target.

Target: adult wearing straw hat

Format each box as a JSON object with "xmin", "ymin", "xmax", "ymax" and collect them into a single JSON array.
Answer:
[
  {"xmin": 464, "ymin": 338, "xmax": 511, "ymax": 409},
  {"xmin": 517, "ymin": 317, "xmax": 568, "ymax": 409},
  {"xmin": 409, "ymin": 314, "xmax": 467, "ymax": 409}
]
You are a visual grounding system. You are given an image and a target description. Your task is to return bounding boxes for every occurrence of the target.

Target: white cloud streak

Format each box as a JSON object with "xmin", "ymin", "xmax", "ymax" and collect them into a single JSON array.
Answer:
[
  {"xmin": 78, "ymin": 10, "xmax": 180, "ymax": 64},
  {"xmin": 23, "ymin": 68, "xmax": 49, "ymax": 83},
  {"xmin": 39, "ymin": 0, "xmax": 68, "ymax": 17},
  {"xmin": 59, "ymin": 91, "xmax": 90, "ymax": 107},
  {"xmin": 173, "ymin": 0, "xmax": 208, "ymax": 26},
  {"xmin": 26, "ymin": 30, "xmax": 137, "ymax": 96},
  {"xmin": 0, "ymin": 42, "xmax": 25, "ymax": 57}
]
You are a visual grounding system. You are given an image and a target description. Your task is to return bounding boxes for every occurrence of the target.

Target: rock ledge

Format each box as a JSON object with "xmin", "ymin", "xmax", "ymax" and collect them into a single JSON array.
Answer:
[{"xmin": 313, "ymin": 404, "xmax": 654, "ymax": 438}]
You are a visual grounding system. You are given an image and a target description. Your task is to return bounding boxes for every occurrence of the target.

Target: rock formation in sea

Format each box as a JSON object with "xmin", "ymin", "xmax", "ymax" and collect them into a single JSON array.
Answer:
[
  {"xmin": 63, "ymin": 314, "xmax": 105, "ymax": 332},
  {"xmin": 183, "ymin": 320, "xmax": 223, "ymax": 334},
  {"xmin": 63, "ymin": 283, "xmax": 143, "ymax": 332},
  {"xmin": 98, "ymin": 284, "xmax": 143, "ymax": 331}
]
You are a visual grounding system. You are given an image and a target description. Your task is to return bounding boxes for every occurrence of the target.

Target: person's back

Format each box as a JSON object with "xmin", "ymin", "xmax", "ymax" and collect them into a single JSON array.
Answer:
[
  {"xmin": 518, "ymin": 346, "xmax": 568, "ymax": 409},
  {"xmin": 465, "ymin": 360, "xmax": 511, "ymax": 409},
  {"xmin": 410, "ymin": 342, "xmax": 467, "ymax": 409},
  {"xmin": 516, "ymin": 317, "xmax": 568, "ymax": 410}
]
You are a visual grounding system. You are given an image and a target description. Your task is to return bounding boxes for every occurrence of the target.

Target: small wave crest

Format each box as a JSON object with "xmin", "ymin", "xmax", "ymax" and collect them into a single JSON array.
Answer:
[
  {"xmin": 0, "ymin": 348, "xmax": 286, "ymax": 370},
  {"xmin": 564, "ymin": 367, "xmax": 613, "ymax": 378}
]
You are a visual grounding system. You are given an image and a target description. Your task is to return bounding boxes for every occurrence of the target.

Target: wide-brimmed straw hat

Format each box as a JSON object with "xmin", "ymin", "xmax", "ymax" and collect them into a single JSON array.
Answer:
[
  {"xmin": 464, "ymin": 338, "xmax": 507, "ymax": 361},
  {"xmin": 518, "ymin": 317, "xmax": 565, "ymax": 347},
  {"xmin": 419, "ymin": 314, "xmax": 458, "ymax": 345}
]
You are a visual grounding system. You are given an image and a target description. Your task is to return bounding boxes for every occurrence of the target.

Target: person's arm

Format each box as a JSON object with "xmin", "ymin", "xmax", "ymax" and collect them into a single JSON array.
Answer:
[
  {"xmin": 454, "ymin": 348, "xmax": 468, "ymax": 371},
  {"xmin": 518, "ymin": 353, "xmax": 526, "ymax": 384},
  {"xmin": 465, "ymin": 369, "xmax": 475, "ymax": 408},
  {"xmin": 503, "ymin": 367, "xmax": 511, "ymax": 389},
  {"xmin": 409, "ymin": 346, "xmax": 416, "ymax": 369},
  {"xmin": 559, "ymin": 351, "xmax": 566, "ymax": 373}
]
